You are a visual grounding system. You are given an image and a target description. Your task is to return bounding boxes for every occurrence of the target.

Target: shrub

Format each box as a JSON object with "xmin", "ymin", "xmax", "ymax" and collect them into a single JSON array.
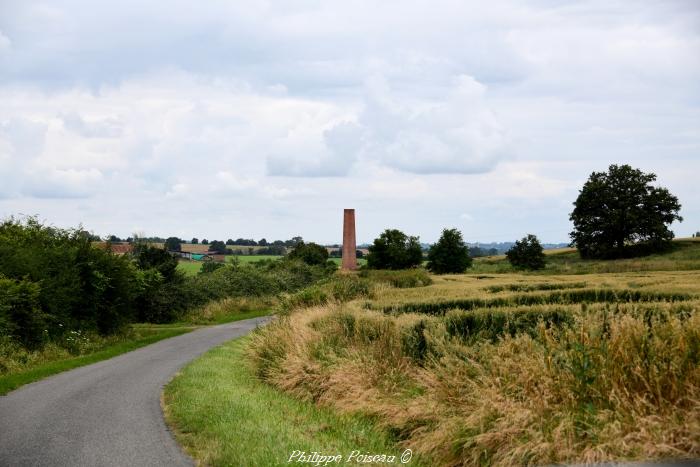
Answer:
[
  {"xmin": 359, "ymin": 269, "xmax": 432, "ymax": 288},
  {"xmin": 0, "ymin": 277, "xmax": 46, "ymax": 349}
]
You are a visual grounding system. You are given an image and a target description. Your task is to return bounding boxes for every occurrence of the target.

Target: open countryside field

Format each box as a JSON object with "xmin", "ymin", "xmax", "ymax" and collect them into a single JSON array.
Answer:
[
  {"xmin": 178, "ymin": 255, "xmax": 368, "ymax": 276},
  {"xmin": 224, "ymin": 241, "xmax": 700, "ymax": 466}
]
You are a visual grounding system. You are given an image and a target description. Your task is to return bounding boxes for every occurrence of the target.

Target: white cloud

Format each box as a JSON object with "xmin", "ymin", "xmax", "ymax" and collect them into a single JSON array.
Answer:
[{"xmin": 0, "ymin": 0, "xmax": 698, "ymax": 242}]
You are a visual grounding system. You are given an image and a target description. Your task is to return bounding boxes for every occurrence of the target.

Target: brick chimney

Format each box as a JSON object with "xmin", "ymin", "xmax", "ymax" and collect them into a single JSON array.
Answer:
[{"xmin": 342, "ymin": 209, "xmax": 357, "ymax": 270}]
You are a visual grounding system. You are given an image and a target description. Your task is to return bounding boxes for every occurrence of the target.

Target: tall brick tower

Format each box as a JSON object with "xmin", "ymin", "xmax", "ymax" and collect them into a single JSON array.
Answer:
[{"xmin": 342, "ymin": 209, "xmax": 357, "ymax": 270}]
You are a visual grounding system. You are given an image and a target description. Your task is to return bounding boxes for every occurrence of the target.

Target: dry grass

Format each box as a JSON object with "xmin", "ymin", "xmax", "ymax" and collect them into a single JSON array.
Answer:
[{"xmin": 247, "ymin": 269, "xmax": 700, "ymax": 466}]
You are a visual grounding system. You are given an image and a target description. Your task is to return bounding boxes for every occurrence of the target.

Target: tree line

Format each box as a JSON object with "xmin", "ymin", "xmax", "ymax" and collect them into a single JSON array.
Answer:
[{"xmin": 362, "ymin": 164, "xmax": 683, "ymax": 273}]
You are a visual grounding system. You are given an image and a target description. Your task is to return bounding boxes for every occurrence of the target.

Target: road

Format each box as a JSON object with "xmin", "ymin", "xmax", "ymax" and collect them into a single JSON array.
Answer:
[{"xmin": 0, "ymin": 316, "xmax": 270, "ymax": 467}]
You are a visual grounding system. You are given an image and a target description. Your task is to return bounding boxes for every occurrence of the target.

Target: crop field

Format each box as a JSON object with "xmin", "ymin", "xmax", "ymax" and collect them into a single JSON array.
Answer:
[{"xmin": 248, "ymin": 242, "xmax": 700, "ymax": 465}]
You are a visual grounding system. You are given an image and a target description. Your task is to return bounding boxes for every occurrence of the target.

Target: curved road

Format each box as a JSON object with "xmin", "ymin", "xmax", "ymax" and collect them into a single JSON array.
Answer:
[{"xmin": 0, "ymin": 316, "xmax": 270, "ymax": 467}]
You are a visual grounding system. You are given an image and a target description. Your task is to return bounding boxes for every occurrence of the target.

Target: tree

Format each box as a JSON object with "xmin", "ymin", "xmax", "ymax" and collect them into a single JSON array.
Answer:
[
  {"xmin": 226, "ymin": 239, "xmax": 235, "ymax": 245},
  {"xmin": 427, "ymin": 228, "xmax": 472, "ymax": 273},
  {"xmin": 367, "ymin": 229, "xmax": 423, "ymax": 270},
  {"xmin": 208, "ymin": 240, "xmax": 227, "ymax": 254},
  {"xmin": 191, "ymin": 237, "xmax": 199, "ymax": 244},
  {"xmin": 202, "ymin": 239, "xmax": 209, "ymax": 245},
  {"xmin": 258, "ymin": 238, "xmax": 268, "ymax": 246},
  {"xmin": 287, "ymin": 241, "xmax": 329, "ymax": 265},
  {"xmin": 506, "ymin": 234, "xmax": 546, "ymax": 270},
  {"xmin": 570, "ymin": 164, "xmax": 682, "ymax": 259},
  {"xmin": 165, "ymin": 237, "xmax": 182, "ymax": 252}
]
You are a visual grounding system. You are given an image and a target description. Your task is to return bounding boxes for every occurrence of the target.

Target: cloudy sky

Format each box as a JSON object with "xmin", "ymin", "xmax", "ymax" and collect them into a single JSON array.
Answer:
[{"xmin": 0, "ymin": 1, "xmax": 698, "ymax": 244}]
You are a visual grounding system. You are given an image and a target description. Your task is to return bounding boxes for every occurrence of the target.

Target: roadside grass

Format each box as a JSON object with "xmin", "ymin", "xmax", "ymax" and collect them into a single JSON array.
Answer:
[
  {"xmin": 0, "ymin": 302, "xmax": 274, "ymax": 395},
  {"xmin": 163, "ymin": 336, "xmax": 415, "ymax": 467},
  {"xmin": 0, "ymin": 325, "xmax": 190, "ymax": 395}
]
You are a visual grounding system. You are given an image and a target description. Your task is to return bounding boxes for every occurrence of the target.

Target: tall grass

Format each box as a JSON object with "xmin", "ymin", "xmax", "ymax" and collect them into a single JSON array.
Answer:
[{"xmin": 248, "ymin": 300, "xmax": 700, "ymax": 465}]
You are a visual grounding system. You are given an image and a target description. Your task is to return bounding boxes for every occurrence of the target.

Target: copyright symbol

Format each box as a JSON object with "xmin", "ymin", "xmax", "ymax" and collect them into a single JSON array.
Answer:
[{"xmin": 400, "ymin": 449, "xmax": 412, "ymax": 463}]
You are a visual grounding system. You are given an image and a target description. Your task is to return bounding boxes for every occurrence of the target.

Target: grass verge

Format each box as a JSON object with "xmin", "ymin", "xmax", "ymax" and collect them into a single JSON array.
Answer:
[
  {"xmin": 163, "ymin": 336, "xmax": 414, "ymax": 466},
  {"xmin": 0, "ymin": 326, "xmax": 189, "ymax": 395}
]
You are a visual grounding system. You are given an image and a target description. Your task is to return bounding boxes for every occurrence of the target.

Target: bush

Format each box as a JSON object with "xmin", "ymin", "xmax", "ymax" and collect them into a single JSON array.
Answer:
[
  {"xmin": 506, "ymin": 234, "xmax": 546, "ymax": 270},
  {"xmin": 359, "ymin": 269, "xmax": 432, "ymax": 288},
  {"xmin": 0, "ymin": 277, "xmax": 46, "ymax": 349}
]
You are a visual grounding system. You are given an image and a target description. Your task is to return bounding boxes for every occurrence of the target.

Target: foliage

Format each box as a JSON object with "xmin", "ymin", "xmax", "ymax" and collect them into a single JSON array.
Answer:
[
  {"xmin": 199, "ymin": 262, "xmax": 224, "ymax": 274},
  {"xmin": 286, "ymin": 241, "xmax": 329, "ymax": 266},
  {"xmin": 0, "ymin": 217, "xmax": 139, "ymax": 344},
  {"xmin": 427, "ymin": 228, "xmax": 472, "ymax": 273},
  {"xmin": 165, "ymin": 236, "xmax": 182, "ymax": 252},
  {"xmin": 570, "ymin": 164, "xmax": 683, "ymax": 259},
  {"xmin": 191, "ymin": 237, "xmax": 199, "ymax": 244},
  {"xmin": 366, "ymin": 229, "xmax": 423, "ymax": 270},
  {"xmin": 208, "ymin": 240, "xmax": 227, "ymax": 254},
  {"xmin": 359, "ymin": 269, "xmax": 432, "ymax": 288},
  {"xmin": 506, "ymin": 234, "xmax": 546, "ymax": 270}
]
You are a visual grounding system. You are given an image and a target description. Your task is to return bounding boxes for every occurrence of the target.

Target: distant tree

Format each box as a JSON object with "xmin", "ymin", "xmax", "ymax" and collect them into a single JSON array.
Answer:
[
  {"xmin": 570, "ymin": 164, "xmax": 682, "ymax": 259},
  {"xmin": 202, "ymin": 239, "xmax": 209, "ymax": 245},
  {"xmin": 208, "ymin": 240, "xmax": 227, "ymax": 254},
  {"xmin": 108, "ymin": 235, "xmax": 122, "ymax": 242},
  {"xmin": 488, "ymin": 248, "xmax": 498, "ymax": 256},
  {"xmin": 226, "ymin": 239, "xmax": 234, "ymax": 245},
  {"xmin": 191, "ymin": 237, "xmax": 199, "ymax": 244},
  {"xmin": 258, "ymin": 238, "xmax": 268, "ymax": 246},
  {"xmin": 367, "ymin": 229, "xmax": 423, "ymax": 270},
  {"xmin": 506, "ymin": 234, "xmax": 546, "ymax": 270},
  {"xmin": 284, "ymin": 236, "xmax": 304, "ymax": 247},
  {"xmin": 272, "ymin": 240, "xmax": 285, "ymax": 246},
  {"xmin": 287, "ymin": 241, "xmax": 329, "ymax": 266},
  {"xmin": 695, "ymin": 231, "xmax": 700, "ymax": 238},
  {"xmin": 165, "ymin": 237, "xmax": 182, "ymax": 252},
  {"xmin": 427, "ymin": 228, "xmax": 472, "ymax": 274},
  {"xmin": 355, "ymin": 250, "xmax": 364, "ymax": 258}
]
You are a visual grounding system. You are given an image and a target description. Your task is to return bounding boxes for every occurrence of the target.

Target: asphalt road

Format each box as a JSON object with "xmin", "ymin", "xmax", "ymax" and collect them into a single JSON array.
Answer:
[{"xmin": 0, "ymin": 316, "xmax": 270, "ymax": 467}]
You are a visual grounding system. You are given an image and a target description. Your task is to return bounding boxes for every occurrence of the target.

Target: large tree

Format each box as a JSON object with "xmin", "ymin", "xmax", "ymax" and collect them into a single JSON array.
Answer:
[
  {"xmin": 570, "ymin": 164, "xmax": 682, "ymax": 259},
  {"xmin": 367, "ymin": 229, "xmax": 423, "ymax": 270},
  {"xmin": 427, "ymin": 228, "xmax": 472, "ymax": 273}
]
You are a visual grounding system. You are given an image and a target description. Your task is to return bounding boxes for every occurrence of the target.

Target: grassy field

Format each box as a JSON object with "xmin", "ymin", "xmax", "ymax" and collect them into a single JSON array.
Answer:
[
  {"xmin": 163, "ymin": 336, "xmax": 415, "ymax": 466},
  {"xmin": 243, "ymin": 243, "xmax": 700, "ymax": 466},
  {"xmin": 178, "ymin": 255, "xmax": 368, "ymax": 276},
  {"xmin": 470, "ymin": 239, "xmax": 700, "ymax": 275}
]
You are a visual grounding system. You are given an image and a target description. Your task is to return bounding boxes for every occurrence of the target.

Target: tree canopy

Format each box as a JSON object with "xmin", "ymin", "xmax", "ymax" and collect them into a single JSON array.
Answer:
[
  {"xmin": 367, "ymin": 229, "xmax": 423, "ymax": 270},
  {"xmin": 165, "ymin": 236, "xmax": 182, "ymax": 252},
  {"xmin": 287, "ymin": 241, "xmax": 329, "ymax": 265},
  {"xmin": 570, "ymin": 164, "xmax": 682, "ymax": 259},
  {"xmin": 427, "ymin": 228, "xmax": 472, "ymax": 273},
  {"xmin": 506, "ymin": 234, "xmax": 546, "ymax": 270}
]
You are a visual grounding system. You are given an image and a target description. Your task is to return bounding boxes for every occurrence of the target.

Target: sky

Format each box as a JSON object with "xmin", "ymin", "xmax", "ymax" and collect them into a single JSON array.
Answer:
[{"xmin": 0, "ymin": 0, "xmax": 698, "ymax": 244}]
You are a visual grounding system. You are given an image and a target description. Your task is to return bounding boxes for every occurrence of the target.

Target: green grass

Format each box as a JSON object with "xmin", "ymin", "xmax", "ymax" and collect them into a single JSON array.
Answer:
[
  {"xmin": 178, "ymin": 256, "xmax": 368, "ymax": 276},
  {"xmin": 470, "ymin": 240, "xmax": 700, "ymax": 275},
  {"xmin": 0, "ymin": 325, "xmax": 190, "ymax": 395},
  {"xmin": 0, "ymin": 311, "xmax": 273, "ymax": 395},
  {"xmin": 163, "ymin": 336, "xmax": 415, "ymax": 467}
]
